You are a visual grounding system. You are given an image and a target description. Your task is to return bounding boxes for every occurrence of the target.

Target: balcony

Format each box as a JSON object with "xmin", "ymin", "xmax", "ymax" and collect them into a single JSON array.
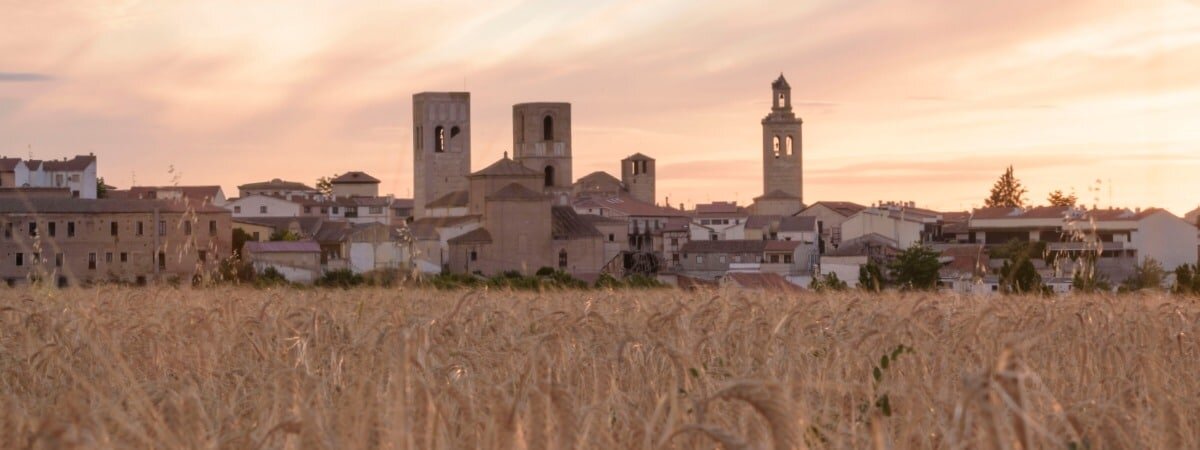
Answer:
[{"xmin": 1046, "ymin": 241, "xmax": 1127, "ymax": 252}]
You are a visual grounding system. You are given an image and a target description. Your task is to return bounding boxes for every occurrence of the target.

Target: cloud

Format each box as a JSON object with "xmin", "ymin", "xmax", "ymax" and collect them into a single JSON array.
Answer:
[{"xmin": 0, "ymin": 72, "xmax": 53, "ymax": 82}]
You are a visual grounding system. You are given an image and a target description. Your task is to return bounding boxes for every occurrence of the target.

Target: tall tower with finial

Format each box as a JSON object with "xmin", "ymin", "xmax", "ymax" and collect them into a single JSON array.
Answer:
[
  {"xmin": 761, "ymin": 73, "xmax": 803, "ymax": 204},
  {"xmin": 413, "ymin": 92, "xmax": 472, "ymax": 219}
]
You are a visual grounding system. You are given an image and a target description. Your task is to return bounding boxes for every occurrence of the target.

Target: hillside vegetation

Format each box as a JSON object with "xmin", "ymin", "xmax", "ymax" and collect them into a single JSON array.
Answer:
[{"xmin": 1, "ymin": 287, "xmax": 1197, "ymax": 449}]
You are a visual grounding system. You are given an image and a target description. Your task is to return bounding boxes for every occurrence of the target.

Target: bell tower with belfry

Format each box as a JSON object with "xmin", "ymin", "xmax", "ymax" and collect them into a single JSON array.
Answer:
[
  {"xmin": 762, "ymin": 74, "xmax": 802, "ymax": 201},
  {"xmin": 755, "ymin": 74, "xmax": 804, "ymax": 215}
]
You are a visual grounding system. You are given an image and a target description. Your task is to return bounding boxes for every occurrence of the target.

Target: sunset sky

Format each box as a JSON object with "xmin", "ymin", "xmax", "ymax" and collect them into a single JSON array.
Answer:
[{"xmin": 2, "ymin": 1, "xmax": 1198, "ymax": 214}]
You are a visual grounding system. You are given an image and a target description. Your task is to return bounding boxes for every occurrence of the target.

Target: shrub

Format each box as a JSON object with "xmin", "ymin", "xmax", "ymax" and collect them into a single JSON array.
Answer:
[{"xmin": 317, "ymin": 269, "xmax": 365, "ymax": 288}]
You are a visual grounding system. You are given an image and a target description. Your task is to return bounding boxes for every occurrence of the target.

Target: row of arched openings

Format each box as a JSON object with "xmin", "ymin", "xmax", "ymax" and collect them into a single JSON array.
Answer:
[{"xmin": 772, "ymin": 135, "xmax": 795, "ymax": 158}]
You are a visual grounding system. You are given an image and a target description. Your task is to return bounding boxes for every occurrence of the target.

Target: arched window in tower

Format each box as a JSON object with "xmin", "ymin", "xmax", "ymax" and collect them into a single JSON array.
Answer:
[
  {"xmin": 544, "ymin": 165, "xmax": 555, "ymax": 187},
  {"xmin": 776, "ymin": 93, "xmax": 782, "ymax": 108},
  {"xmin": 450, "ymin": 126, "xmax": 460, "ymax": 138},
  {"xmin": 786, "ymin": 135, "xmax": 794, "ymax": 156},
  {"xmin": 434, "ymin": 126, "xmax": 445, "ymax": 153},
  {"xmin": 543, "ymin": 115, "xmax": 554, "ymax": 141},
  {"xmin": 773, "ymin": 136, "xmax": 782, "ymax": 158}
]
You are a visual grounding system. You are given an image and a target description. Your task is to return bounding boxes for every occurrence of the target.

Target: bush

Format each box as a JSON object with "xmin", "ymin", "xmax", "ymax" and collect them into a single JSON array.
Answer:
[
  {"xmin": 1120, "ymin": 258, "xmax": 1166, "ymax": 293},
  {"xmin": 255, "ymin": 266, "xmax": 288, "ymax": 288},
  {"xmin": 810, "ymin": 272, "xmax": 848, "ymax": 292},
  {"xmin": 889, "ymin": 245, "xmax": 941, "ymax": 291},
  {"xmin": 317, "ymin": 269, "xmax": 365, "ymax": 288},
  {"xmin": 859, "ymin": 263, "xmax": 885, "ymax": 292}
]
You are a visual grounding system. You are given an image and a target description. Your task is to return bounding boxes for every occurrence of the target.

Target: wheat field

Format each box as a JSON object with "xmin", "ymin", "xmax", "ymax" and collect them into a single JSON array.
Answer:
[{"xmin": 0, "ymin": 286, "xmax": 1197, "ymax": 450}]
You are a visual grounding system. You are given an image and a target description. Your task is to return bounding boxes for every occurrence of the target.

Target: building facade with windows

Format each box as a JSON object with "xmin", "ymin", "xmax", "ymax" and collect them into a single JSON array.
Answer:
[{"xmin": 0, "ymin": 198, "xmax": 231, "ymax": 286}]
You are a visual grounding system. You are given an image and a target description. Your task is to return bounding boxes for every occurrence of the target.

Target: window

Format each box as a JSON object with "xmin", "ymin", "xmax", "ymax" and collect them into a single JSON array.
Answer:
[
  {"xmin": 105, "ymin": 252, "xmax": 113, "ymax": 263},
  {"xmin": 55, "ymin": 253, "xmax": 63, "ymax": 267},
  {"xmin": 55, "ymin": 174, "xmax": 64, "ymax": 186},
  {"xmin": 199, "ymin": 251, "xmax": 207, "ymax": 262},
  {"xmin": 434, "ymin": 126, "xmax": 445, "ymax": 152},
  {"xmin": 450, "ymin": 125, "xmax": 460, "ymax": 138},
  {"xmin": 369, "ymin": 206, "xmax": 383, "ymax": 215},
  {"xmin": 544, "ymin": 166, "xmax": 554, "ymax": 187},
  {"xmin": 15, "ymin": 253, "xmax": 22, "ymax": 266},
  {"xmin": 29, "ymin": 222, "xmax": 36, "ymax": 237},
  {"xmin": 470, "ymin": 250, "xmax": 477, "ymax": 262},
  {"xmin": 332, "ymin": 207, "xmax": 339, "ymax": 214},
  {"xmin": 770, "ymin": 254, "xmax": 780, "ymax": 263},
  {"xmin": 320, "ymin": 207, "xmax": 328, "ymax": 214},
  {"xmin": 252, "ymin": 231, "xmax": 260, "ymax": 240},
  {"xmin": 158, "ymin": 252, "xmax": 166, "ymax": 270},
  {"xmin": 136, "ymin": 221, "xmax": 144, "ymax": 236},
  {"xmin": 234, "ymin": 206, "xmax": 242, "ymax": 213},
  {"xmin": 696, "ymin": 255, "xmax": 704, "ymax": 264},
  {"xmin": 773, "ymin": 136, "xmax": 782, "ymax": 158},
  {"xmin": 259, "ymin": 206, "xmax": 267, "ymax": 214},
  {"xmin": 88, "ymin": 253, "xmax": 96, "ymax": 270},
  {"xmin": 70, "ymin": 174, "xmax": 80, "ymax": 182},
  {"xmin": 67, "ymin": 222, "xmax": 75, "ymax": 237},
  {"xmin": 209, "ymin": 220, "xmax": 217, "ymax": 235},
  {"xmin": 48, "ymin": 222, "xmax": 56, "ymax": 237},
  {"xmin": 609, "ymin": 234, "xmax": 615, "ymax": 242},
  {"xmin": 710, "ymin": 234, "xmax": 718, "ymax": 241},
  {"xmin": 719, "ymin": 255, "xmax": 727, "ymax": 264},
  {"xmin": 543, "ymin": 115, "xmax": 554, "ymax": 141},
  {"xmin": 4, "ymin": 222, "xmax": 10, "ymax": 238},
  {"xmin": 120, "ymin": 252, "xmax": 128, "ymax": 263},
  {"xmin": 304, "ymin": 206, "xmax": 312, "ymax": 214},
  {"xmin": 558, "ymin": 249, "xmax": 568, "ymax": 269},
  {"xmin": 786, "ymin": 136, "xmax": 794, "ymax": 156},
  {"xmin": 184, "ymin": 221, "xmax": 192, "ymax": 235},
  {"xmin": 734, "ymin": 255, "xmax": 742, "ymax": 263},
  {"xmin": 670, "ymin": 238, "xmax": 679, "ymax": 245},
  {"xmin": 784, "ymin": 254, "xmax": 794, "ymax": 263},
  {"xmin": 158, "ymin": 220, "xmax": 166, "ymax": 236}
]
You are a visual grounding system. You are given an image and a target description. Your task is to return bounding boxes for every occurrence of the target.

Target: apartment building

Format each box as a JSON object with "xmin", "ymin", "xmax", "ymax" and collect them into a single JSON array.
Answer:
[
  {"xmin": 0, "ymin": 155, "xmax": 98, "ymax": 198},
  {"xmin": 0, "ymin": 198, "xmax": 232, "ymax": 286}
]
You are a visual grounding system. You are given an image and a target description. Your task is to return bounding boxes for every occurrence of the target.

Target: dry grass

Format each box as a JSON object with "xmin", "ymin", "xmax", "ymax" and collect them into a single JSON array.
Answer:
[{"xmin": 1, "ymin": 286, "xmax": 1198, "ymax": 449}]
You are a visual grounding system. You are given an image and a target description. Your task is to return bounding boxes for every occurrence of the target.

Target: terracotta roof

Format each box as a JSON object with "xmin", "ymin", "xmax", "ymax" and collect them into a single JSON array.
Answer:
[
  {"xmin": 0, "ymin": 198, "xmax": 228, "ymax": 214},
  {"xmin": 0, "ymin": 158, "xmax": 22, "ymax": 171},
  {"xmin": 622, "ymin": 152, "xmax": 654, "ymax": 161},
  {"xmin": 970, "ymin": 207, "xmax": 1022, "ymax": 219},
  {"xmin": 239, "ymin": 179, "xmax": 316, "ymax": 191},
  {"xmin": 126, "ymin": 185, "xmax": 223, "ymax": 203},
  {"xmin": 771, "ymin": 73, "xmax": 790, "ymax": 90},
  {"xmin": 233, "ymin": 216, "xmax": 325, "ymax": 236},
  {"xmin": 938, "ymin": 244, "xmax": 989, "ymax": 277},
  {"xmin": 695, "ymin": 202, "xmax": 743, "ymax": 215},
  {"xmin": 577, "ymin": 214, "xmax": 626, "ymax": 226},
  {"xmin": 745, "ymin": 215, "xmax": 782, "ymax": 230},
  {"xmin": 331, "ymin": 171, "xmax": 380, "ymax": 184},
  {"xmin": 575, "ymin": 171, "xmax": 622, "ymax": 186},
  {"xmin": 448, "ymin": 227, "xmax": 493, "ymax": 244},
  {"xmin": 391, "ymin": 198, "xmax": 415, "ymax": 208},
  {"xmin": 804, "ymin": 201, "xmax": 866, "ymax": 217},
  {"xmin": 779, "ymin": 216, "xmax": 816, "ymax": 232},
  {"xmin": 754, "ymin": 189, "xmax": 800, "ymax": 201},
  {"xmin": 487, "ymin": 183, "xmax": 546, "ymax": 202},
  {"xmin": 244, "ymin": 240, "xmax": 320, "ymax": 253},
  {"xmin": 552, "ymin": 206, "xmax": 602, "ymax": 239},
  {"xmin": 724, "ymin": 272, "xmax": 802, "ymax": 292},
  {"xmin": 1019, "ymin": 205, "xmax": 1072, "ymax": 219},
  {"xmin": 660, "ymin": 216, "xmax": 690, "ymax": 233},
  {"xmin": 681, "ymin": 240, "xmax": 768, "ymax": 254},
  {"xmin": 408, "ymin": 215, "xmax": 482, "ymax": 240},
  {"xmin": 350, "ymin": 196, "xmax": 391, "ymax": 207},
  {"xmin": 426, "ymin": 190, "xmax": 470, "ymax": 208},
  {"xmin": 578, "ymin": 193, "xmax": 687, "ymax": 218},
  {"xmin": 471, "ymin": 157, "xmax": 541, "ymax": 177},
  {"xmin": 41, "ymin": 155, "xmax": 96, "ymax": 171}
]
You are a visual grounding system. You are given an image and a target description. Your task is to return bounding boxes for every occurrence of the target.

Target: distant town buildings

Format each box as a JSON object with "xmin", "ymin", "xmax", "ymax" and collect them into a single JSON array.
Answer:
[{"xmin": 1, "ymin": 74, "xmax": 1196, "ymax": 292}]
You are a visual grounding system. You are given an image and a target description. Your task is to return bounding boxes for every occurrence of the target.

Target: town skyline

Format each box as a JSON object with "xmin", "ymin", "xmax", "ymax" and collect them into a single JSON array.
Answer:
[{"xmin": 2, "ymin": 1, "xmax": 1198, "ymax": 214}]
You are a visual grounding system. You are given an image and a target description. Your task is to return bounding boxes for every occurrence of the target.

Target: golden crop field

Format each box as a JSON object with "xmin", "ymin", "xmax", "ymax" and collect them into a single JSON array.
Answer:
[{"xmin": 1, "ymin": 286, "xmax": 1197, "ymax": 450}]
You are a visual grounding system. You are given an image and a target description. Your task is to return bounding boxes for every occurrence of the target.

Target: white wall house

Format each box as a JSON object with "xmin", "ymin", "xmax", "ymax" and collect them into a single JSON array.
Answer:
[
  {"xmin": 227, "ymin": 194, "xmax": 303, "ymax": 218},
  {"xmin": 1128, "ymin": 209, "xmax": 1200, "ymax": 270},
  {"xmin": 841, "ymin": 208, "xmax": 924, "ymax": 249},
  {"xmin": 4, "ymin": 155, "xmax": 97, "ymax": 198}
]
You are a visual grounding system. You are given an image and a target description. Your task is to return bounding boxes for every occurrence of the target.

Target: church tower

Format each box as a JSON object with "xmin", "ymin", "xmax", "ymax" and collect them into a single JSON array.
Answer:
[
  {"xmin": 413, "ymin": 92, "xmax": 472, "ymax": 219},
  {"xmin": 761, "ymin": 74, "xmax": 803, "ymax": 203},
  {"xmin": 621, "ymin": 153, "xmax": 655, "ymax": 204},
  {"xmin": 513, "ymin": 102, "xmax": 572, "ymax": 205}
]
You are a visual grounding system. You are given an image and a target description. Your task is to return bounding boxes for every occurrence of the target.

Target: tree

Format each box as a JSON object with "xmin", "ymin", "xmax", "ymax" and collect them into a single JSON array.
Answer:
[
  {"xmin": 315, "ymin": 176, "xmax": 335, "ymax": 196},
  {"xmin": 1173, "ymin": 264, "xmax": 1200, "ymax": 295},
  {"xmin": 232, "ymin": 228, "xmax": 253, "ymax": 257},
  {"xmin": 889, "ymin": 245, "xmax": 942, "ymax": 291},
  {"xmin": 1120, "ymin": 258, "xmax": 1166, "ymax": 292},
  {"xmin": 269, "ymin": 229, "xmax": 301, "ymax": 241},
  {"xmin": 858, "ymin": 262, "xmax": 885, "ymax": 292},
  {"xmin": 810, "ymin": 272, "xmax": 848, "ymax": 292},
  {"xmin": 999, "ymin": 257, "xmax": 1045, "ymax": 295},
  {"xmin": 984, "ymin": 165, "xmax": 1027, "ymax": 208},
  {"xmin": 1047, "ymin": 189, "xmax": 1077, "ymax": 207},
  {"xmin": 96, "ymin": 177, "xmax": 109, "ymax": 199}
]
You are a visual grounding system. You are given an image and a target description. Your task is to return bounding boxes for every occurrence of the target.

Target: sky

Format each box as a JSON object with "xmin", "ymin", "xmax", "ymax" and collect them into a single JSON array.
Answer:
[{"xmin": 2, "ymin": 0, "xmax": 1199, "ymax": 214}]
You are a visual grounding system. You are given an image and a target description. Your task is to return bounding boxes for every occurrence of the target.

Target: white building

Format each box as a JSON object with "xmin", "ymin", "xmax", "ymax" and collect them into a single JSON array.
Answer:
[
  {"xmin": 227, "ymin": 194, "xmax": 304, "ymax": 218},
  {"xmin": 840, "ymin": 208, "xmax": 926, "ymax": 250},
  {"xmin": 0, "ymin": 155, "xmax": 97, "ymax": 198}
]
